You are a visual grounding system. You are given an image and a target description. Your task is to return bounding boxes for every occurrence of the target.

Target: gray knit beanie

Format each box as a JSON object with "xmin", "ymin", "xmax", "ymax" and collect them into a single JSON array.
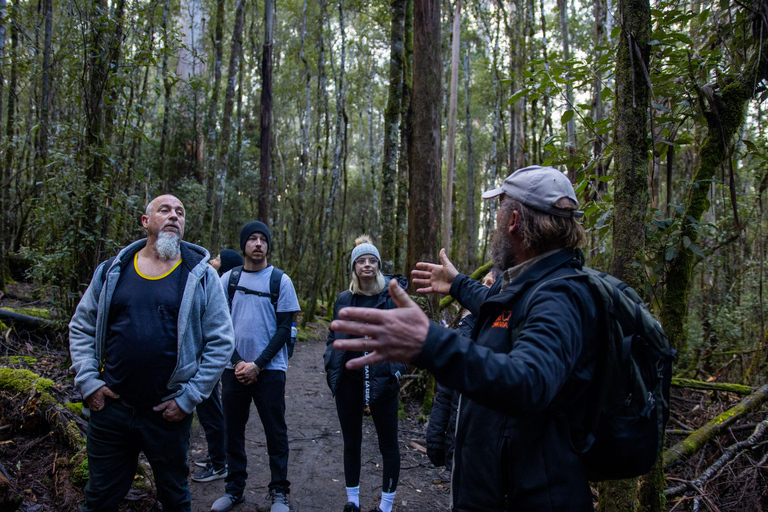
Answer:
[{"xmin": 350, "ymin": 235, "xmax": 381, "ymax": 272}]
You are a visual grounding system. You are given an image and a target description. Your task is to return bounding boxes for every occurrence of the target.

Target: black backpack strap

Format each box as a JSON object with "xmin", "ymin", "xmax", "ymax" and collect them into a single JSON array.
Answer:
[
  {"xmin": 227, "ymin": 265, "xmax": 283, "ymax": 312},
  {"xmin": 227, "ymin": 266, "xmax": 244, "ymax": 309},
  {"xmin": 270, "ymin": 267, "xmax": 284, "ymax": 312}
]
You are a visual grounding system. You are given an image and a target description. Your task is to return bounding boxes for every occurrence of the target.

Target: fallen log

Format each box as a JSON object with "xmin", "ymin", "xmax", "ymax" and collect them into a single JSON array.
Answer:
[
  {"xmin": 0, "ymin": 367, "xmax": 86, "ymax": 450},
  {"xmin": 0, "ymin": 308, "xmax": 61, "ymax": 331},
  {"xmin": 671, "ymin": 378, "xmax": 753, "ymax": 395},
  {"xmin": 665, "ymin": 419, "xmax": 768, "ymax": 498},
  {"xmin": 662, "ymin": 383, "xmax": 768, "ymax": 468}
]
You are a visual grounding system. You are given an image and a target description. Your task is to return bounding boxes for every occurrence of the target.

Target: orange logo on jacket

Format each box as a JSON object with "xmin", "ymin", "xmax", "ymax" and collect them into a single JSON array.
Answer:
[{"xmin": 492, "ymin": 310, "xmax": 512, "ymax": 328}]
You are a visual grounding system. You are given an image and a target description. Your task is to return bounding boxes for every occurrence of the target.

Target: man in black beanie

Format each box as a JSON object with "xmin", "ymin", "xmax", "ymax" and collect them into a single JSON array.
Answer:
[{"xmin": 212, "ymin": 221, "xmax": 300, "ymax": 512}]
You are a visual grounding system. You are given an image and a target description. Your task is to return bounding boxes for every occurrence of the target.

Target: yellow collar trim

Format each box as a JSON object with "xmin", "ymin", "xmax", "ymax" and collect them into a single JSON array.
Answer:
[{"xmin": 134, "ymin": 252, "xmax": 182, "ymax": 280}]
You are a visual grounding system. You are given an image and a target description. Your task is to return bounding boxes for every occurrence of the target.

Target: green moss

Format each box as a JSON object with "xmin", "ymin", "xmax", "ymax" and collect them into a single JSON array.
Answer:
[
  {"xmin": 64, "ymin": 402, "xmax": 84, "ymax": 416},
  {"xmin": 3, "ymin": 307, "xmax": 52, "ymax": 320},
  {"xmin": 3, "ymin": 355, "xmax": 38, "ymax": 365},
  {"xmin": 0, "ymin": 320, "xmax": 7, "ymax": 330},
  {"xmin": 70, "ymin": 452, "xmax": 89, "ymax": 487},
  {"xmin": 0, "ymin": 367, "xmax": 55, "ymax": 393}
]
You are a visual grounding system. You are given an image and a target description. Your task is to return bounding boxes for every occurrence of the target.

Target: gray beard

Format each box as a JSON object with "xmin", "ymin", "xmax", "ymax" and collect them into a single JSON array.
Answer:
[
  {"xmin": 156, "ymin": 232, "xmax": 181, "ymax": 261},
  {"xmin": 490, "ymin": 225, "xmax": 517, "ymax": 272}
]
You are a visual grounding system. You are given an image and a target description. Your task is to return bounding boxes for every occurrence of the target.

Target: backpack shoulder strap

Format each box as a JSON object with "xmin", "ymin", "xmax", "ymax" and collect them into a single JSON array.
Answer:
[
  {"xmin": 270, "ymin": 267, "xmax": 284, "ymax": 312},
  {"xmin": 227, "ymin": 266, "xmax": 244, "ymax": 309}
]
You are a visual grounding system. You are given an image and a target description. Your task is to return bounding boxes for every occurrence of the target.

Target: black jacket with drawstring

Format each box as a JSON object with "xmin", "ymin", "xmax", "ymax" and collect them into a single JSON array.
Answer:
[{"xmin": 324, "ymin": 274, "xmax": 409, "ymax": 403}]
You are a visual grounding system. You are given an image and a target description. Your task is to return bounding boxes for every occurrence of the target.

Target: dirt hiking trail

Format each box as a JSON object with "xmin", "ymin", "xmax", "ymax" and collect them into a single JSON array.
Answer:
[{"xmin": 187, "ymin": 327, "xmax": 451, "ymax": 512}]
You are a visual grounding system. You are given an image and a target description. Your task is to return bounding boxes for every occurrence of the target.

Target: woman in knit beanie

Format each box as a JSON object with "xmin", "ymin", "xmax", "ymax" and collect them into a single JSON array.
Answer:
[{"xmin": 324, "ymin": 235, "xmax": 407, "ymax": 512}]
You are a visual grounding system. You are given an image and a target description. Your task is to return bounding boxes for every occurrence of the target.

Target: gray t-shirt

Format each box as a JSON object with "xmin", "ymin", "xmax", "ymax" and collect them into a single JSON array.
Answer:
[{"xmin": 220, "ymin": 265, "xmax": 301, "ymax": 372}]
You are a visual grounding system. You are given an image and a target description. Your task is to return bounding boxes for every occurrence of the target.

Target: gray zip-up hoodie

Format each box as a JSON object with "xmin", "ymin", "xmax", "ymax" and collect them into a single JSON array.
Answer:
[{"xmin": 69, "ymin": 239, "xmax": 235, "ymax": 414}]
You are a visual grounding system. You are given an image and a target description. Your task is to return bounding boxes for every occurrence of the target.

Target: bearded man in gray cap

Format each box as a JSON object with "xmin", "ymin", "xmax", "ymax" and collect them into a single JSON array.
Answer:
[{"xmin": 331, "ymin": 166, "xmax": 603, "ymax": 512}]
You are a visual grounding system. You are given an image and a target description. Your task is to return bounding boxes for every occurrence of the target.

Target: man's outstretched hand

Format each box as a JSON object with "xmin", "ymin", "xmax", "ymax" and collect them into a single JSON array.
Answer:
[
  {"xmin": 411, "ymin": 248, "xmax": 458, "ymax": 296},
  {"xmin": 332, "ymin": 279, "xmax": 430, "ymax": 369}
]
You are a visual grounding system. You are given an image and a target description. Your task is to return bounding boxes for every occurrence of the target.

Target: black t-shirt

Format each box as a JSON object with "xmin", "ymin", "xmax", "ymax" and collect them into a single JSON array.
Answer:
[
  {"xmin": 343, "ymin": 293, "xmax": 380, "ymax": 380},
  {"xmin": 102, "ymin": 254, "xmax": 182, "ymax": 408}
]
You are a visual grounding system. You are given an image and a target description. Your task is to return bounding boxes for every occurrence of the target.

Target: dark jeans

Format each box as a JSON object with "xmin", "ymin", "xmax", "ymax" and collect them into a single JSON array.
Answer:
[
  {"xmin": 196, "ymin": 380, "xmax": 227, "ymax": 468},
  {"xmin": 222, "ymin": 369, "xmax": 290, "ymax": 497},
  {"xmin": 335, "ymin": 373, "xmax": 400, "ymax": 493},
  {"xmin": 82, "ymin": 398, "xmax": 192, "ymax": 512}
]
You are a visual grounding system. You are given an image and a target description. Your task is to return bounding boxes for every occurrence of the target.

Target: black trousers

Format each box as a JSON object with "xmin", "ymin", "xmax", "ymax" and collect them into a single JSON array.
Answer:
[
  {"xmin": 222, "ymin": 369, "xmax": 290, "ymax": 497},
  {"xmin": 195, "ymin": 380, "xmax": 227, "ymax": 469},
  {"xmin": 335, "ymin": 373, "xmax": 400, "ymax": 493}
]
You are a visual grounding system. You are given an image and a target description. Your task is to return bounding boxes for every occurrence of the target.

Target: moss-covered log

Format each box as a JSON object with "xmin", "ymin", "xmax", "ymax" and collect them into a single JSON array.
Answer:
[
  {"xmin": 0, "ymin": 367, "xmax": 86, "ymax": 450},
  {"xmin": 671, "ymin": 378, "xmax": 753, "ymax": 395},
  {"xmin": 662, "ymin": 383, "xmax": 768, "ymax": 467}
]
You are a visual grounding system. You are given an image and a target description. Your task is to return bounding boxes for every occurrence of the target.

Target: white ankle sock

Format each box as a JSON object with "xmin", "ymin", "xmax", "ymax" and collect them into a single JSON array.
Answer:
[
  {"xmin": 346, "ymin": 486, "xmax": 360, "ymax": 507},
  {"xmin": 379, "ymin": 491, "xmax": 396, "ymax": 512}
]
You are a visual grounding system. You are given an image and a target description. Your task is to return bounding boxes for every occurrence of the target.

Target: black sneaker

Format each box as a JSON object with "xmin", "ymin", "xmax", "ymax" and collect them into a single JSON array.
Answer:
[
  {"xmin": 194, "ymin": 455, "xmax": 212, "ymax": 468},
  {"xmin": 343, "ymin": 503, "xmax": 360, "ymax": 512},
  {"xmin": 191, "ymin": 463, "xmax": 227, "ymax": 482}
]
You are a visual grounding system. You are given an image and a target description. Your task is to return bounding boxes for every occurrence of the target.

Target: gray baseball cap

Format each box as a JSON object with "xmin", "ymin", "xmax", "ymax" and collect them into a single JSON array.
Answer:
[{"xmin": 481, "ymin": 165, "xmax": 582, "ymax": 218}]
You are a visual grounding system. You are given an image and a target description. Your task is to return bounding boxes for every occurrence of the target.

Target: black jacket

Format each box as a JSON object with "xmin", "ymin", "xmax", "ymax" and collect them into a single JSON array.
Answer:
[
  {"xmin": 425, "ymin": 314, "xmax": 474, "ymax": 470},
  {"xmin": 324, "ymin": 274, "xmax": 409, "ymax": 403},
  {"xmin": 413, "ymin": 249, "xmax": 602, "ymax": 512}
]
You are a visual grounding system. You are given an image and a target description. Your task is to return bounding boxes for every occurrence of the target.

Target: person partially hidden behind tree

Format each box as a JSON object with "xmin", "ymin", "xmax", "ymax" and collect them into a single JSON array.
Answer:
[
  {"xmin": 331, "ymin": 166, "xmax": 605, "ymax": 512},
  {"xmin": 69, "ymin": 194, "xmax": 235, "ymax": 512},
  {"xmin": 212, "ymin": 221, "xmax": 300, "ymax": 512},
  {"xmin": 191, "ymin": 249, "xmax": 245, "ymax": 483}
]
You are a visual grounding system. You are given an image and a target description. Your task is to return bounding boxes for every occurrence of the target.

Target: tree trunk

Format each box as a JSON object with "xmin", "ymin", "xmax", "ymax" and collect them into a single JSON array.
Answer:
[
  {"xmin": 558, "ymin": 0, "xmax": 576, "ymax": 154},
  {"xmin": 464, "ymin": 42, "xmax": 475, "ymax": 271},
  {"xmin": 210, "ymin": 0, "xmax": 246, "ymax": 253},
  {"xmin": 406, "ymin": 0, "xmax": 442, "ymax": 297},
  {"xmin": 295, "ymin": 0, "xmax": 311, "ymax": 273},
  {"xmin": 204, "ymin": 0, "xmax": 225, "ymax": 241},
  {"xmin": 258, "ymin": 0, "xmax": 274, "ymax": 223},
  {"xmin": 37, "ymin": 0, "xmax": 52, "ymax": 169},
  {"xmin": 394, "ymin": 0, "xmax": 412, "ymax": 272},
  {"xmin": 442, "ymin": 0, "xmax": 460, "ymax": 255},
  {"xmin": 0, "ymin": 0, "xmax": 8, "ymax": 291},
  {"xmin": 379, "ymin": 0, "xmax": 405, "ymax": 272},
  {"xmin": 605, "ymin": 0, "xmax": 651, "ymax": 509},
  {"xmin": 157, "ymin": 0, "xmax": 172, "ymax": 188}
]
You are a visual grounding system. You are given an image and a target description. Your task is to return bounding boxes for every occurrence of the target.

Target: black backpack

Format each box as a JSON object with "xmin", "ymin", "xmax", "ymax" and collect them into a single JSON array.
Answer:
[
  {"xmin": 527, "ymin": 267, "xmax": 676, "ymax": 481},
  {"xmin": 227, "ymin": 266, "xmax": 295, "ymax": 358}
]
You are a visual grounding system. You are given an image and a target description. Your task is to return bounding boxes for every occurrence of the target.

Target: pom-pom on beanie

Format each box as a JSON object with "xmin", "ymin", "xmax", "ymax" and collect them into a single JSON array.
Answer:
[
  {"xmin": 240, "ymin": 221, "xmax": 271, "ymax": 254},
  {"xmin": 350, "ymin": 235, "xmax": 381, "ymax": 272}
]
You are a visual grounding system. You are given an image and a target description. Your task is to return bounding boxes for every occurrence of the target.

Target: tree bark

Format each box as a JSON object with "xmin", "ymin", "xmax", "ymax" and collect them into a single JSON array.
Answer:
[
  {"xmin": 258, "ymin": 0, "xmax": 274, "ymax": 223},
  {"xmin": 606, "ymin": 0, "xmax": 651, "ymax": 509},
  {"xmin": 406, "ymin": 0, "xmax": 442, "ymax": 296},
  {"xmin": 442, "ymin": 0, "xmax": 460, "ymax": 255},
  {"xmin": 157, "ymin": 0, "xmax": 172, "ymax": 188},
  {"xmin": 204, "ymin": 0, "xmax": 225, "ymax": 240},
  {"xmin": 394, "ymin": 0, "xmax": 412, "ymax": 272},
  {"xmin": 0, "ymin": 0, "xmax": 8, "ymax": 291},
  {"xmin": 464, "ymin": 42, "xmax": 475, "ymax": 271},
  {"xmin": 379, "ymin": 0, "xmax": 405, "ymax": 272}
]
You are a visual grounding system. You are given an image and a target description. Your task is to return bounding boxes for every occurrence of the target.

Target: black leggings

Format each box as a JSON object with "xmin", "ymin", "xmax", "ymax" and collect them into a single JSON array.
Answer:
[{"xmin": 335, "ymin": 373, "xmax": 400, "ymax": 493}]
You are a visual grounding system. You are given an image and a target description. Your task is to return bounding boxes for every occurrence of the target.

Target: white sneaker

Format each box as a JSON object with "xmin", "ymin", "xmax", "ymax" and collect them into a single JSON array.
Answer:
[{"xmin": 269, "ymin": 490, "xmax": 289, "ymax": 512}]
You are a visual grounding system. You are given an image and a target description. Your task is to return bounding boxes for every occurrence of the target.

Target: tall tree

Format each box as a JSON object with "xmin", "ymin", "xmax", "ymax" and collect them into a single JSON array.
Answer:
[
  {"xmin": 406, "ymin": 0, "xmax": 442, "ymax": 294},
  {"xmin": 603, "ymin": 0, "xmax": 651, "ymax": 509},
  {"xmin": 442, "ymin": 0, "xmax": 460, "ymax": 254},
  {"xmin": 394, "ymin": 0, "xmax": 412, "ymax": 271},
  {"xmin": 0, "ymin": 0, "xmax": 7, "ymax": 291},
  {"xmin": 258, "ymin": 0, "xmax": 274, "ymax": 223},
  {"xmin": 37, "ymin": 0, "xmax": 52, "ymax": 168},
  {"xmin": 204, "ymin": 0, "xmax": 225, "ymax": 240},
  {"xmin": 558, "ymin": 0, "xmax": 576, "ymax": 154},
  {"xmin": 157, "ymin": 0, "xmax": 172, "ymax": 187},
  {"xmin": 210, "ymin": 0, "xmax": 246, "ymax": 253},
  {"xmin": 379, "ymin": 0, "xmax": 405, "ymax": 272},
  {"xmin": 464, "ymin": 41, "xmax": 475, "ymax": 271}
]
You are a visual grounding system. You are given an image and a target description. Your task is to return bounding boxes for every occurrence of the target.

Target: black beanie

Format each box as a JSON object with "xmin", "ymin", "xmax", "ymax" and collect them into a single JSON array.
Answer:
[
  {"xmin": 218, "ymin": 249, "xmax": 244, "ymax": 276},
  {"xmin": 240, "ymin": 221, "xmax": 271, "ymax": 254}
]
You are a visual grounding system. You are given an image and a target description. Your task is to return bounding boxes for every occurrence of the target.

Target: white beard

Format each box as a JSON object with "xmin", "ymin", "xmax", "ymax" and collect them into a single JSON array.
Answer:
[{"xmin": 156, "ymin": 231, "xmax": 181, "ymax": 261}]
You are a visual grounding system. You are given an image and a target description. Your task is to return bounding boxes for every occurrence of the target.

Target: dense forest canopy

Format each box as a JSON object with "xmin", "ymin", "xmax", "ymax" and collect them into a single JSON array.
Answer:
[{"xmin": 0, "ymin": 0, "xmax": 766, "ymax": 382}]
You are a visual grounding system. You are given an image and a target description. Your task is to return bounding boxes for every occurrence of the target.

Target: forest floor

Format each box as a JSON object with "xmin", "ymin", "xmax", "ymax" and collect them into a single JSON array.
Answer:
[{"xmin": 2, "ymin": 282, "xmax": 768, "ymax": 511}]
